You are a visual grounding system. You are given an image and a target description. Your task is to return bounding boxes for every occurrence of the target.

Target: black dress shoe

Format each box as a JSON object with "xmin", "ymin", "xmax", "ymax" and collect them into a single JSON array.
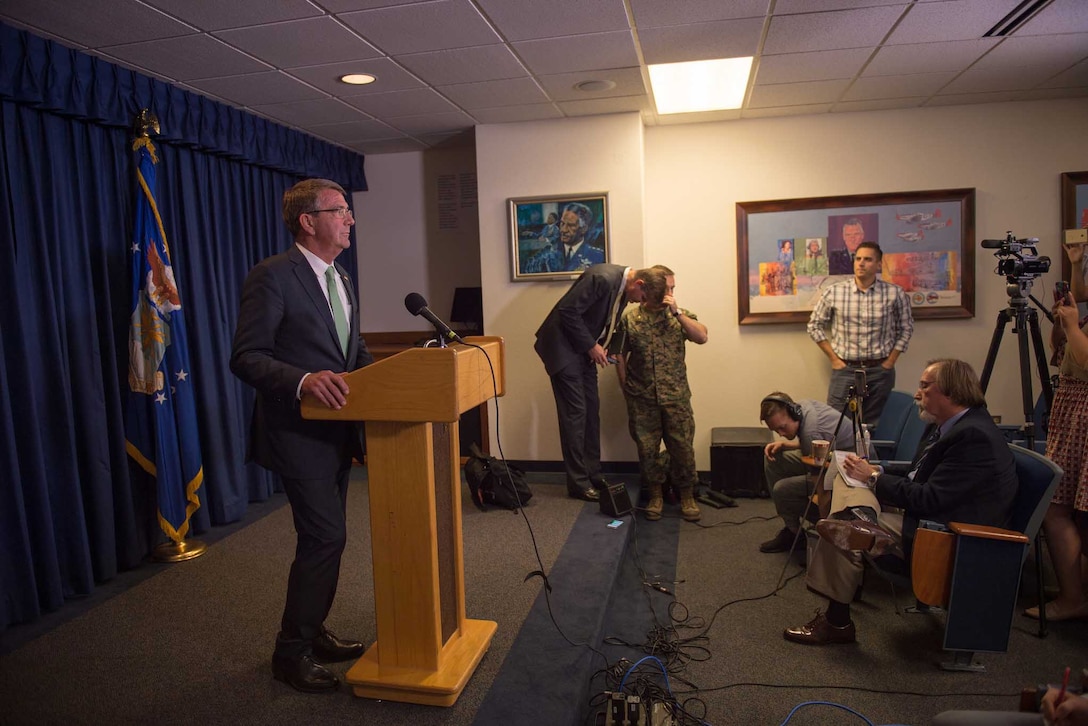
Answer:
[
  {"xmin": 569, "ymin": 487, "xmax": 600, "ymax": 502},
  {"xmin": 759, "ymin": 527, "xmax": 803, "ymax": 553},
  {"xmin": 312, "ymin": 628, "xmax": 365, "ymax": 662},
  {"xmin": 272, "ymin": 655, "xmax": 340, "ymax": 693}
]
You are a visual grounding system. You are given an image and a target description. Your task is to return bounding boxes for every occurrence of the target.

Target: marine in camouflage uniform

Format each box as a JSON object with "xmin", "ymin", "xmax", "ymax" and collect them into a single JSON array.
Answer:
[{"xmin": 609, "ymin": 267, "xmax": 708, "ymax": 521}]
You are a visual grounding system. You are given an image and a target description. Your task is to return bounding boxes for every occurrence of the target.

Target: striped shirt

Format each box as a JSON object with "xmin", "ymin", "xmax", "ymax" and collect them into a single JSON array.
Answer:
[{"xmin": 807, "ymin": 278, "xmax": 913, "ymax": 361}]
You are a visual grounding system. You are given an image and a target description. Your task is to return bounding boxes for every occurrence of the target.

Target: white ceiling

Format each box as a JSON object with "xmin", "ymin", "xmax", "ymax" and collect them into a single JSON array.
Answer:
[{"xmin": 3, "ymin": 0, "xmax": 1087, "ymax": 155}]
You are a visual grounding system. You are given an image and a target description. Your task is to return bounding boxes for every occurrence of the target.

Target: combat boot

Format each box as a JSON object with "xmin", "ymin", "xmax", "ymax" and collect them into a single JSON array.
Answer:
[
  {"xmin": 679, "ymin": 487, "xmax": 701, "ymax": 522},
  {"xmin": 644, "ymin": 483, "xmax": 664, "ymax": 521}
]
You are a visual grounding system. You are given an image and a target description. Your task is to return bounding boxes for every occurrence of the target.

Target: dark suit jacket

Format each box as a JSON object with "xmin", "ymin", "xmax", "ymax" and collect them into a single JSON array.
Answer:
[
  {"xmin": 875, "ymin": 406, "xmax": 1018, "ymax": 550},
  {"xmin": 534, "ymin": 263, "xmax": 626, "ymax": 376},
  {"xmin": 230, "ymin": 245, "xmax": 372, "ymax": 480}
]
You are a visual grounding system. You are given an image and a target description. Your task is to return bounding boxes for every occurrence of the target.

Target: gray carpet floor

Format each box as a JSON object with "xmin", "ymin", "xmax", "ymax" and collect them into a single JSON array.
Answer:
[{"xmin": 1, "ymin": 468, "xmax": 1086, "ymax": 726}]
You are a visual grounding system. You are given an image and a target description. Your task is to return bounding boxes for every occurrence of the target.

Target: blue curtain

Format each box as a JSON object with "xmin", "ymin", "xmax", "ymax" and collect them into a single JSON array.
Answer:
[{"xmin": 0, "ymin": 22, "xmax": 366, "ymax": 630}]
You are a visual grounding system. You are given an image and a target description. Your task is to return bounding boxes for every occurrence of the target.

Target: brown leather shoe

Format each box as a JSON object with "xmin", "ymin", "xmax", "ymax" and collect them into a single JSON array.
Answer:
[
  {"xmin": 816, "ymin": 518, "xmax": 898, "ymax": 556},
  {"xmin": 783, "ymin": 610, "xmax": 856, "ymax": 645}
]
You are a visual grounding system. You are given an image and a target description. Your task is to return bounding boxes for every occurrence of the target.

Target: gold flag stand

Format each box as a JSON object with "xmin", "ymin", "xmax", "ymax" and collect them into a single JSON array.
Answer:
[{"xmin": 152, "ymin": 539, "xmax": 207, "ymax": 563}]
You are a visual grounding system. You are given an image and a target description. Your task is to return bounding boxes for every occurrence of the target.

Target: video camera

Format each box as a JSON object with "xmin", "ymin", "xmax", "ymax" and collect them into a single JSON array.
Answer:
[{"xmin": 981, "ymin": 231, "xmax": 1051, "ymax": 279}]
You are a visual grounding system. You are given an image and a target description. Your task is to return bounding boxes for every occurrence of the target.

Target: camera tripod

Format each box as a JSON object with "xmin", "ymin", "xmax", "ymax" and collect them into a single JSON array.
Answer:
[
  {"xmin": 979, "ymin": 282, "xmax": 1053, "ymax": 450},
  {"xmin": 978, "ymin": 281, "xmax": 1055, "ymax": 638}
]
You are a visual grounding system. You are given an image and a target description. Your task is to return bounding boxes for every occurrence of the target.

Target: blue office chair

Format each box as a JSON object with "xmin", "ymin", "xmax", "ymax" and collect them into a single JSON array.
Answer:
[
  {"xmin": 869, "ymin": 390, "xmax": 914, "ymax": 459},
  {"xmin": 910, "ymin": 444, "xmax": 1061, "ymax": 671}
]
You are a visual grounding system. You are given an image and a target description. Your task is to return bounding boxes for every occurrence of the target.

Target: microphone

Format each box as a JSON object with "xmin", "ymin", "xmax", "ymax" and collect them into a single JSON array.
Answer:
[
  {"xmin": 980, "ymin": 239, "xmax": 1007, "ymax": 249},
  {"xmin": 404, "ymin": 292, "xmax": 464, "ymax": 343}
]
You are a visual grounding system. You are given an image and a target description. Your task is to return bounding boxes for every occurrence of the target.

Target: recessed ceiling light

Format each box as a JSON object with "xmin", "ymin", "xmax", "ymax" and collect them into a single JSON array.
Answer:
[
  {"xmin": 339, "ymin": 73, "xmax": 377, "ymax": 85},
  {"xmin": 648, "ymin": 57, "xmax": 753, "ymax": 115},
  {"xmin": 575, "ymin": 80, "xmax": 616, "ymax": 93}
]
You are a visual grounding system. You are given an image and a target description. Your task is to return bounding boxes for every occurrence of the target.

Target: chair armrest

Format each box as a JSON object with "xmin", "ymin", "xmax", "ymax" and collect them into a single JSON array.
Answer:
[
  {"xmin": 948, "ymin": 522, "xmax": 1029, "ymax": 544},
  {"xmin": 871, "ymin": 439, "xmax": 896, "ymax": 459}
]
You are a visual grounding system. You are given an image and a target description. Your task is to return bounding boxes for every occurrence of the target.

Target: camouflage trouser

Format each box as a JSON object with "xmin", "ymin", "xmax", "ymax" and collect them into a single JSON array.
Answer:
[{"xmin": 625, "ymin": 396, "xmax": 697, "ymax": 491}]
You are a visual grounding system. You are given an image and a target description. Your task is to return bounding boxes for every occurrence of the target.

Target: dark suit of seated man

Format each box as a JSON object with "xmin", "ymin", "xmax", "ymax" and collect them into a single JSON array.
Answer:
[{"xmin": 784, "ymin": 358, "xmax": 1019, "ymax": 645}]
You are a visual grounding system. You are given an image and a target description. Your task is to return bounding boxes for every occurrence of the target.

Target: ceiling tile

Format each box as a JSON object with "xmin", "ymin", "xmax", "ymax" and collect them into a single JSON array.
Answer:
[
  {"xmin": 774, "ymin": 0, "xmax": 907, "ymax": 12},
  {"xmin": 251, "ymin": 98, "xmax": 373, "ymax": 126},
  {"xmin": 630, "ymin": 0, "xmax": 769, "ymax": 27},
  {"xmin": 309, "ymin": 119, "xmax": 403, "ymax": 142},
  {"xmin": 972, "ymin": 34, "xmax": 1088, "ymax": 75},
  {"xmin": 741, "ymin": 103, "xmax": 831, "ymax": 118},
  {"xmin": 473, "ymin": 0, "xmax": 629, "ymax": 41},
  {"xmin": 842, "ymin": 71, "xmax": 957, "ymax": 100},
  {"xmin": 1040, "ymin": 58, "xmax": 1088, "ymax": 89},
  {"xmin": 472, "ymin": 103, "xmax": 564, "ymax": 124},
  {"xmin": 142, "ymin": 0, "xmax": 322, "ymax": 31},
  {"xmin": 748, "ymin": 78, "xmax": 851, "ymax": 107},
  {"xmin": 0, "ymin": 0, "xmax": 193, "ymax": 47},
  {"xmin": 320, "ymin": 0, "xmax": 429, "ymax": 13},
  {"xmin": 639, "ymin": 18, "xmax": 764, "ymax": 65},
  {"xmin": 885, "ymin": 0, "xmax": 1010, "ymax": 45},
  {"xmin": 1024, "ymin": 87, "xmax": 1088, "ymax": 101},
  {"xmin": 757, "ymin": 48, "xmax": 872, "ymax": 84},
  {"xmin": 438, "ymin": 77, "xmax": 548, "ymax": 109},
  {"xmin": 557, "ymin": 96, "xmax": 650, "ymax": 117},
  {"xmin": 287, "ymin": 58, "xmax": 425, "ymax": 96},
  {"xmin": 925, "ymin": 90, "xmax": 1023, "ymax": 107},
  {"xmin": 100, "ymin": 35, "xmax": 270, "ymax": 81},
  {"xmin": 347, "ymin": 137, "xmax": 428, "ymax": 154},
  {"xmin": 537, "ymin": 66, "xmax": 646, "ymax": 102},
  {"xmin": 386, "ymin": 111, "xmax": 477, "ymax": 135},
  {"xmin": 513, "ymin": 31, "xmax": 639, "ymax": 76},
  {"xmin": 394, "ymin": 45, "xmax": 528, "ymax": 85},
  {"xmin": 833, "ymin": 97, "xmax": 926, "ymax": 113},
  {"xmin": 1016, "ymin": 0, "xmax": 1088, "ymax": 35},
  {"xmin": 343, "ymin": 88, "xmax": 458, "ymax": 116},
  {"xmin": 187, "ymin": 71, "xmax": 326, "ymax": 106},
  {"xmin": 941, "ymin": 66, "xmax": 1054, "ymax": 94},
  {"xmin": 340, "ymin": 0, "xmax": 500, "ymax": 54},
  {"xmin": 764, "ymin": 6, "xmax": 906, "ymax": 55},
  {"xmin": 864, "ymin": 39, "xmax": 997, "ymax": 76},
  {"xmin": 215, "ymin": 17, "xmax": 381, "ymax": 68}
]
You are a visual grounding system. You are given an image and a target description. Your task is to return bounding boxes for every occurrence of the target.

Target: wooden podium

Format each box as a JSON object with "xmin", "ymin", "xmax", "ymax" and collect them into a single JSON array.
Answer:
[{"xmin": 301, "ymin": 336, "xmax": 504, "ymax": 706}]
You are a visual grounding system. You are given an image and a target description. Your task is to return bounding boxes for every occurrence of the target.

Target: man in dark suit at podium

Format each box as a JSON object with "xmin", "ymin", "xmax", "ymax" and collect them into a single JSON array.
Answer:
[
  {"xmin": 535, "ymin": 264, "xmax": 666, "ymax": 501},
  {"xmin": 231, "ymin": 178, "xmax": 374, "ymax": 693}
]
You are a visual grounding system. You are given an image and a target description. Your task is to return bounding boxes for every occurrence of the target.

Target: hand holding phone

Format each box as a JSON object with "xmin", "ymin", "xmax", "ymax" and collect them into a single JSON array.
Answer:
[{"xmin": 1055, "ymin": 280, "xmax": 1071, "ymax": 305}]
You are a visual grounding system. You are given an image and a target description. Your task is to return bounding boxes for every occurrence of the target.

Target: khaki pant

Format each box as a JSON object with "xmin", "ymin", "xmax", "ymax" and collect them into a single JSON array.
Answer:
[{"xmin": 805, "ymin": 470, "xmax": 904, "ymax": 603}]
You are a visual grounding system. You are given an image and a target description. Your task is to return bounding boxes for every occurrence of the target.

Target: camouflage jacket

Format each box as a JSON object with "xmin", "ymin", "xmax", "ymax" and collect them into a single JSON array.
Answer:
[{"xmin": 609, "ymin": 305, "xmax": 697, "ymax": 403}]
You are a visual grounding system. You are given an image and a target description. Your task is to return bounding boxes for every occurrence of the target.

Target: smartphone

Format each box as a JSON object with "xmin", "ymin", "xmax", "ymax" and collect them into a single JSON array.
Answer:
[{"xmin": 1054, "ymin": 280, "xmax": 1071, "ymax": 305}]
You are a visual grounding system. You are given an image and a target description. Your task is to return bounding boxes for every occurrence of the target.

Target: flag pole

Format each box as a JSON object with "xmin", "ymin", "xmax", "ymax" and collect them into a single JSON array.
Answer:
[{"xmin": 127, "ymin": 108, "xmax": 207, "ymax": 563}]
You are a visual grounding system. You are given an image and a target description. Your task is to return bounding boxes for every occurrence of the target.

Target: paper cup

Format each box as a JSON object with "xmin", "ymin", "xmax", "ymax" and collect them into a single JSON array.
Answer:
[{"xmin": 811, "ymin": 439, "xmax": 830, "ymax": 463}]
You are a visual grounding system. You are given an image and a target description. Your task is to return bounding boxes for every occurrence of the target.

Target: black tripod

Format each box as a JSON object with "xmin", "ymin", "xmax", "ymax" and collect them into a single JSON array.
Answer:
[{"xmin": 978, "ymin": 278, "xmax": 1054, "ymax": 636}]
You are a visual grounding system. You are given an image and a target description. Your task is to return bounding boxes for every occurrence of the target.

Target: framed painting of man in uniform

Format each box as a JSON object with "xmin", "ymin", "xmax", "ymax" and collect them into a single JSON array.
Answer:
[
  {"xmin": 1061, "ymin": 171, "xmax": 1088, "ymax": 295},
  {"xmin": 736, "ymin": 188, "xmax": 976, "ymax": 325},
  {"xmin": 509, "ymin": 192, "xmax": 610, "ymax": 282}
]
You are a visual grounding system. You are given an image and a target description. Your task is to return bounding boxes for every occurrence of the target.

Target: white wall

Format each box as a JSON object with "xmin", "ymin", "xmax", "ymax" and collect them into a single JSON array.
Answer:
[
  {"xmin": 476, "ymin": 113, "xmax": 645, "ymax": 463},
  {"xmin": 354, "ymin": 146, "xmax": 480, "ymax": 333},
  {"xmin": 476, "ymin": 99, "xmax": 1088, "ymax": 470}
]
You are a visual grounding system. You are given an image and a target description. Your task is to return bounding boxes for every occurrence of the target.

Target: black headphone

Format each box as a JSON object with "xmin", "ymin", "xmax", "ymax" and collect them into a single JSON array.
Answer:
[{"xmin": 762, "ymin": 395, "xmax": 803, "ymax": 422}]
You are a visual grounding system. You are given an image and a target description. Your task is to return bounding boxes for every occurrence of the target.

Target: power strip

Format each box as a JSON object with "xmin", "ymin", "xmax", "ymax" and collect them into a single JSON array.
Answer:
[{"xmin": 598, "ymin": 692, "xmax": 678, "ymax": 726}]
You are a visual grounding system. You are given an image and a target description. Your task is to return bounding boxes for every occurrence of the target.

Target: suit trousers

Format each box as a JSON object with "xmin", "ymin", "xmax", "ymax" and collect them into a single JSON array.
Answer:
[
  {"xmin": 275, "ymin": 466, "xmax": 351, "ymax": 660},
  {"xmin": 550, "ymin": 356, "xmax": 602, "ymax": 495},
  {"xmin": 806, "ymin": 472, "xmax": 904, "ymax": 604}
]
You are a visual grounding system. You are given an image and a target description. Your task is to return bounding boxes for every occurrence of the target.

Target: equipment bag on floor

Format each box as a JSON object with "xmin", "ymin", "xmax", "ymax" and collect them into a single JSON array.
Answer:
[{"xmin": 463, "ymin": 443, "xmax": 532, "ymax": 511}]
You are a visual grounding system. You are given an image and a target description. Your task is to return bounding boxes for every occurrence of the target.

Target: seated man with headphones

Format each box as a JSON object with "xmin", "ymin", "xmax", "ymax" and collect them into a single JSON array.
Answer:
[{"xmin": 758, "ymin": 393, "xmax": 858, "ymax": 556}]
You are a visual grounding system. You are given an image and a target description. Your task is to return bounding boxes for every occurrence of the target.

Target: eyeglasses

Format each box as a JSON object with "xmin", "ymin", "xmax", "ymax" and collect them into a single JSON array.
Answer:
[{"xmin": 306, "ymin": 207, "xmax": 354, "ymax": 219}]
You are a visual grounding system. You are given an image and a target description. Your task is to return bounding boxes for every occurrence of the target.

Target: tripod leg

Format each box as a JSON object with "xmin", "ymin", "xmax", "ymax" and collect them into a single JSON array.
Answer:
[
  {"xmin": 1027, "ymin": 309, "xmax": 1054, "ymax": 418},
  {"xmin": 1015, "ymin": 307, "xmax": 1036, "ymax": 450},
  {"xmin": 980, "ymin": 308, "xmax": 1012, "ymax": 392}
]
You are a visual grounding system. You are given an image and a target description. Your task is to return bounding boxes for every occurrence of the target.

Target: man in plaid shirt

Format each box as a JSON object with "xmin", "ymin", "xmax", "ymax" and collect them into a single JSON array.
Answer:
[{"xmin": 807, "ymin": 241, "xmax": 913, "ymax": 425}]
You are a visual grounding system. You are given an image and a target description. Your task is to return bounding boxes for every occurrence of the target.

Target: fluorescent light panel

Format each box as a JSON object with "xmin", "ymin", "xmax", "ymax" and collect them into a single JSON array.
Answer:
[{"xmin": 648, "ymin": 57, "xmax": 753, "ymax": 114}]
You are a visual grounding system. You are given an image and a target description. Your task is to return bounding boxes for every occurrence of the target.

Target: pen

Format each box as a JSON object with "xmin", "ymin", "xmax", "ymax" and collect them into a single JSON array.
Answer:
[{"xmin": 1058, "ymin": 665, "xmax": 1071, "ymax": 707}]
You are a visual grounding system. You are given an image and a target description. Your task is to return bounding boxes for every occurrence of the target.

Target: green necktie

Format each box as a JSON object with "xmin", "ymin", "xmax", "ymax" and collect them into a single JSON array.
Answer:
[{"xmin": 325, "ymin": 266, "xmax": 349, "ymax": 356}]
